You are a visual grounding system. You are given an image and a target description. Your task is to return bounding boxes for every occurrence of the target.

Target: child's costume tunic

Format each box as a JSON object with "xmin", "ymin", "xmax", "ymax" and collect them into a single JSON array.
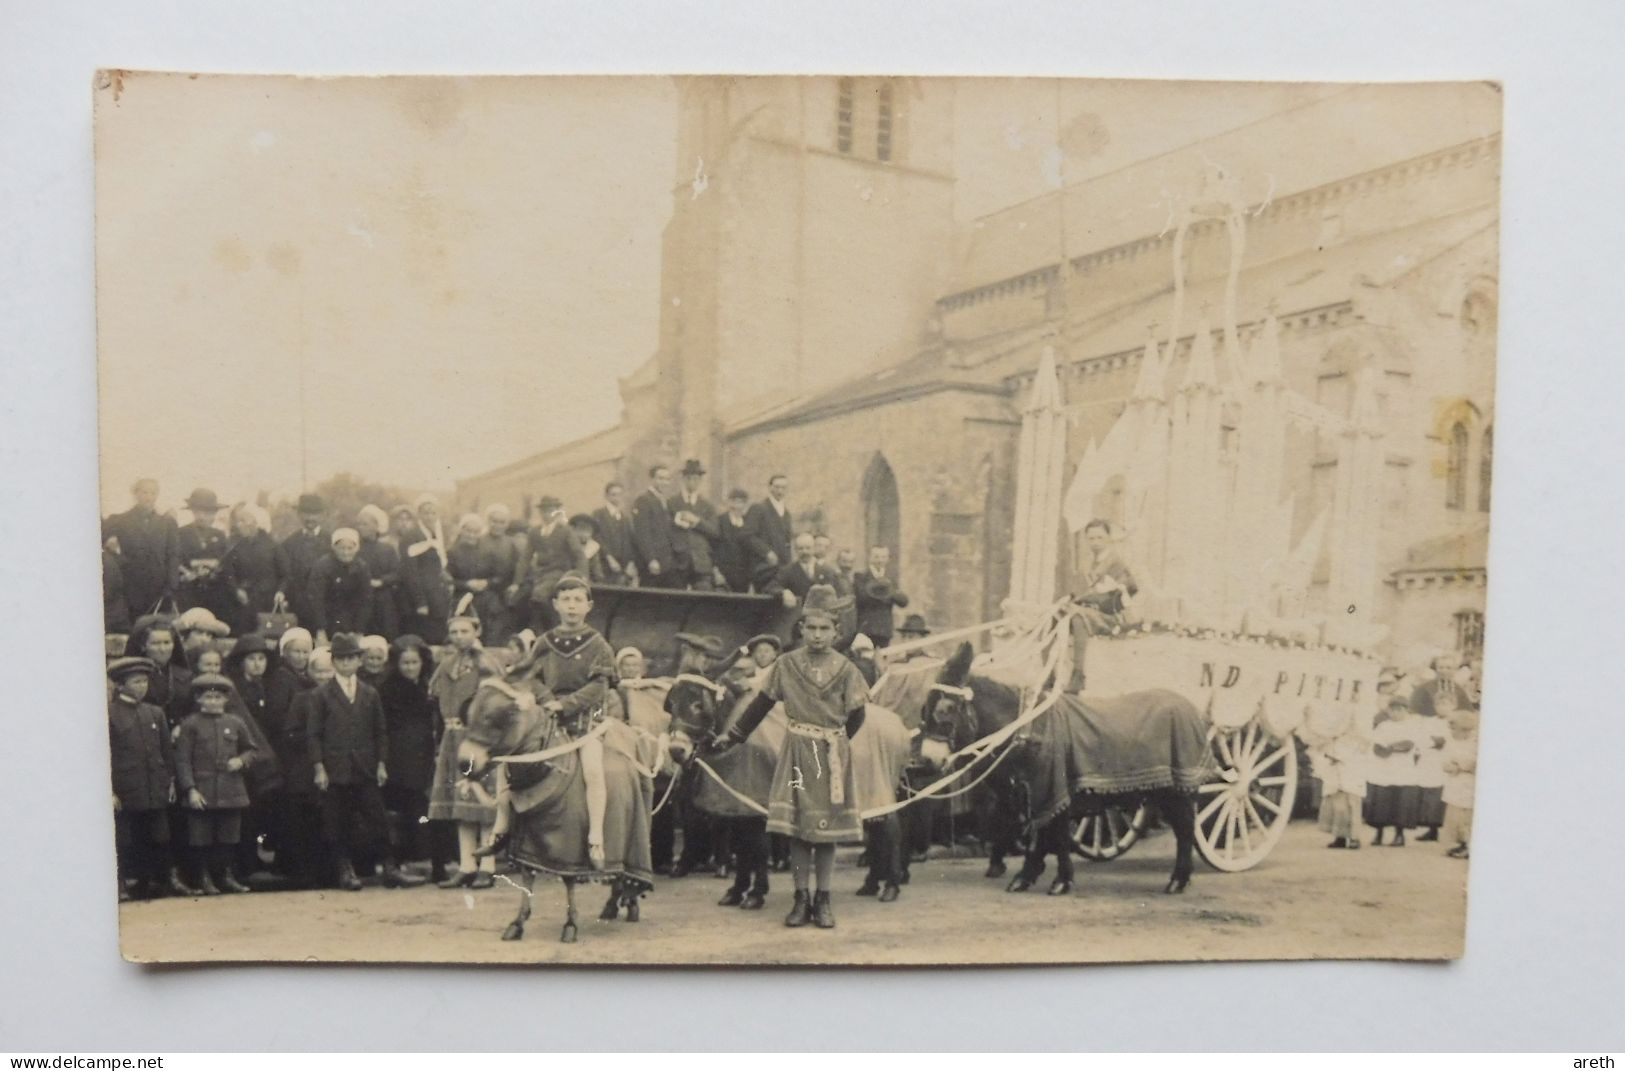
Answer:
[
  {"xmin": 520, "ymin": 626, "xmax": 615, "ymax": 737},
  {"xmin": 759, "ymin": 647, "xmax": 869, "ymax": 843},
  {"xmin": 428, "ymin": 647, "xmax": 498, "ymax": 824}
]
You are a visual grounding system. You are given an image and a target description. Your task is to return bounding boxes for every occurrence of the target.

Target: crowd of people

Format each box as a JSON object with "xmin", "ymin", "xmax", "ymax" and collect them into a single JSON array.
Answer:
[
  {"xmin": 101, "ymin": 468, "xmax": 927, "ymax": 912},
  {"xmin": 1308, "ymin": 650, "xmax": 1482, "ymax": 858},
  {"xmin": 101, "ymin": 468, "xmax": 1482, "ymax": 920}
]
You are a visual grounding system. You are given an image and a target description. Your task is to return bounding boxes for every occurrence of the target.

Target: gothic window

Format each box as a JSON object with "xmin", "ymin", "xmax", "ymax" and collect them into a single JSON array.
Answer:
[
  {"xmin": 1446, "ymin": 422, "xmax": 1469, "ymax": 510},
  {"xmin": 836, "ymin": 78, "xmax": 855, "ymax": 155},
  {"xmin": 1478, "ymin": 425, "xmax": 1492, "ymax": 512},
  {"xmin": 877, "ymin": 81, "xmax": 895, "ymax": 162},
  {"xmin": 1454, "ymin": 609, "xmax": 1485, "ymax": 657},
  {"xmin": 861, "ymin": 453, "xmax": 901, "ymax": 569}
]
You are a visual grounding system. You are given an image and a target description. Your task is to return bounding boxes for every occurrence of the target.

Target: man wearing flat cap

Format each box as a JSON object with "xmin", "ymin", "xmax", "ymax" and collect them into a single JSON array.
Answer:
[
  {"xmin": 107, "ymin": 657, "xmax": 188, "ymax": 900},
  {"xmin": 277, "ymin": 493, "xmax": 331, "ymax": 634},
  {"xmin": 670, "ymin": 459, "xmax": 721, "ymax": 591}
]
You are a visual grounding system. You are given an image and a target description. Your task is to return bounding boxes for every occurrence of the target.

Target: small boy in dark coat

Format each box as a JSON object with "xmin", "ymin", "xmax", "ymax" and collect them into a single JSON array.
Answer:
[
  {"xmin": 308, "ymin": 632, "xmax": 425, "ymax": 891},
  {"xmin": 174, "ymin": 673, "xmax": 261, "ymax": 895},
  {"xmin": 107, "ymin": 657, "xmax": 187, "ymax": 901}
]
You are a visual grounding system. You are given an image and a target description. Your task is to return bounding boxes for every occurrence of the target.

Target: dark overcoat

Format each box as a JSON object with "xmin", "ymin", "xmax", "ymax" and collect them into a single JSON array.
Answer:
[
  {"xmin": 853, "ymin": 571, "xmax": 910, "ymax": 645},
  {"xmin": 591, "ymin": 506, "xmax": 636, "ymax": 577},
  {"xmin": 223, "ymin": 530, "xmax": 283, "ymax": 635},
  {"xmin": 378, "ymin": 670, "xmax": 437, "ymax": 793},
  {"xmin": 104, "ymin": 506, "xmax": 179, "ymax": 618},
  {"xmin": 357, "ymin": 536, "xmax": 402, "ymax": 639},
  {"xmin": 630, "ymin": 489, "xmax": 680, "ymax": 582},
  {"xmin": 744, "ymin": 499, "xmax": 794, "ymax": 569},
  {"xmin": 276, "ymin": 526, "xmax": 332, "ymax": 631},
  {"xmin": 306, "ymin": 677, "xmax": 388, "ymax": 785},
  {"xmin": 712, "ymin": 512, "xmax": 755, "ymax": 591},
  {"xmin": 174, "ymin": 710, "xmax": 259, "ymax": 809},
  {"xmin": 307, "ymin": 555, "xmax": 373, "ymax": 637},
  {"xmin": 108, "ymin": 694, "xmax": 174, "ymax": 810},
  {"xmin": 669, "ymin": 492, "xmax": 720, "ymax": 580}
]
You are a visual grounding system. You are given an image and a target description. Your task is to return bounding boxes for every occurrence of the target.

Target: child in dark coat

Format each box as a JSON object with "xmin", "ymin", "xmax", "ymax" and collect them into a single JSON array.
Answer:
[
  {"xmin": 174, "ymin": 673, "xmax": 261, "ymax": 894},
  {"xmin": 107, "ymin": 657, "xmax": 188, "ymax": 901}
]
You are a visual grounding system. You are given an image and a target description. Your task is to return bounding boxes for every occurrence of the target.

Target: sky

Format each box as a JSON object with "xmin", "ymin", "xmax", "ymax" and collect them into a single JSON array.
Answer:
[{"xmin": 96, "ymin": 74, "xmax": 1370, "ymax": 516}]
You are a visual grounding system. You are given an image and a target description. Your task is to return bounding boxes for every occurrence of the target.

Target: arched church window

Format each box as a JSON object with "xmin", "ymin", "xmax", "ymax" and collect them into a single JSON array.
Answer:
[
  {"xmin": 1446, "ymin": 422, "xmax": 1469, "ymax": 510},
  {"xmin": 1478, "ymin": 425, "xmax": 1492, "ymax": 513},
  {"xmin": 861, "ymin": 453, "xmax": 901, "ymax": 569},
  {"xmin": 877, "ymin": 82, "xmax": 895, "ymax": 162},
  {"xmin": 836, "ymin": 78, "xmax": 854, "ymax": 155}
]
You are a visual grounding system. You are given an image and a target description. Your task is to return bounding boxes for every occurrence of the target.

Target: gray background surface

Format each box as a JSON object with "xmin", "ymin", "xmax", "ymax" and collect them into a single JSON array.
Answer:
[{"xmin": 2, "ymin": 0, "xmax": 1620, "ymax": 1051}]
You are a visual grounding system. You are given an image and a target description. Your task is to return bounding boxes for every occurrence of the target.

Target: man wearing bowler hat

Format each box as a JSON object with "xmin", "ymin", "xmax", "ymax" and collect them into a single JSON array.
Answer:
[
  {"xmin": 670, "ymin": 459, "xmax": 721, "ymax": 591},
  {"xmin": 176, "ymin": 488, "xmax": 234, "ymax": 623},
  {"xmin": 277, "ymin": 493, "xmax": 331, "ymax": 633}
]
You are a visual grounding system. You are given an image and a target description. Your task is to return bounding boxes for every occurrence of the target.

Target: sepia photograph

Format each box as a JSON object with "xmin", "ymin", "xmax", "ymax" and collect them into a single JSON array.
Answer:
[{"xmin": 94, "ymin": 72, "xmax": 1499, "ymax": 966}]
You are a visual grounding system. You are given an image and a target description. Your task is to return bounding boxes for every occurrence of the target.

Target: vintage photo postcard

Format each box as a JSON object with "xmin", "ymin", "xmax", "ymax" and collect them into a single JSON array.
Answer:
[{"xmin": 95, "ymin": 72, "xmax": 1498, "ymax": 965}]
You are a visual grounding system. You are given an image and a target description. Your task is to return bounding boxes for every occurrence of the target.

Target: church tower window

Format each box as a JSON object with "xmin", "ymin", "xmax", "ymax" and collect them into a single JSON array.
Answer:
[
  {"xmin": 1478, "ymin": 425, "xmax": 1492, "ymax": 512},
  {"xmin": 877, "ymin": 81, "xmax": 895, "ymax": 161},
  {"xmin": 837, "ymin": 78, "xmax": 855, "ymax": 155},
  {"xmin": 1445, "ymin": 421, "xmax": 1469, "ymax": 510}
]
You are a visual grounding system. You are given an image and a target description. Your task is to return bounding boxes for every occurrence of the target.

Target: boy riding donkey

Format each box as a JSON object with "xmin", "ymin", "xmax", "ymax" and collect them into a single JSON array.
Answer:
[
  {"xmin": 475, "ymin": 572, "xmax": 642, "ymax": 919},
  {"xmin": 710, "ymin": 584, "xmax": 867, "ymax": 929}
]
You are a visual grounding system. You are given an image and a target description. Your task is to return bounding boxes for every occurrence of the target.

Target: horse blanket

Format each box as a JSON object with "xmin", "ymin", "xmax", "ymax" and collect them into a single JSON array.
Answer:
[
  {"xmin": 1026, "ymin": 688, "xmax": 1216, "ymax": 825},
  {"xmin": 504, "ymin": 721, "xmax": 657, "ymax": 890}
]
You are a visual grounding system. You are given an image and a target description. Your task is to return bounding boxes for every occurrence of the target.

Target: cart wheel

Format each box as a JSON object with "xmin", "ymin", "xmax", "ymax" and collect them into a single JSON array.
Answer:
[
  {"xmin": 1072, "ymin": 803, "xmax": 1150, "ymax": 861},
  {"xmin": 1194, "ymin": 720, "xmax": 1298, "ymax": 872}
]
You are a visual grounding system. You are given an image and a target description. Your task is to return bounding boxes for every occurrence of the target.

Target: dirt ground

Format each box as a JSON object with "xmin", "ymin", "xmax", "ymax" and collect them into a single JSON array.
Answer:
[{"xmin": 119, "ymin": 822, "xmax": 1468, "ymax": 966}]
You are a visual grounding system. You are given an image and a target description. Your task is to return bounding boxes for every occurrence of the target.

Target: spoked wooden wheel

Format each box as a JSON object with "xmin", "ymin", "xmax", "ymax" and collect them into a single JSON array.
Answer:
[
  {"xmin": 1072, "ymin": 803, "xmax": 1151, "ymax": 861},
  {"xmin": 1194, "ymin": 720, "xmax": 1298, "ymax": 872}
]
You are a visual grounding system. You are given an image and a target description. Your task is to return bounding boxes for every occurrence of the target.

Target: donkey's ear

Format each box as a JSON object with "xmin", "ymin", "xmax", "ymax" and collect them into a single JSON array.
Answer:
[{"xmin": 945, "ymin": 642, "xmax": 974, "ymax": 685}]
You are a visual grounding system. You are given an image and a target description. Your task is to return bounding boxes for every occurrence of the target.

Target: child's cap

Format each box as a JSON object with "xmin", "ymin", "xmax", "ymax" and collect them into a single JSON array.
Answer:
[
  {"xmin": 107, "ymin": 656, "xmax": 156, "ymax": 683},
  {"xmin": 799, "ymin": 584, "xmax": 849, "ymax": 625},
  {"xmin": 552, "ymin": 572, "xmax": 591, "ymax": 598},
  {"xmin": 745, "ymin": 633, "xmax": 783, "ymax": 654},
  {"xmin": 189, "ymin": 672, "xmax": 233, "ymax": 696}
]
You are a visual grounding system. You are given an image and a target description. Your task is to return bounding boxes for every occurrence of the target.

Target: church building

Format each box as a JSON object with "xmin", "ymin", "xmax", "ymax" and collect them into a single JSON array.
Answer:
[{"xmin": 455, "ymin": 77, "xmax": 1499, "ymax": 664}]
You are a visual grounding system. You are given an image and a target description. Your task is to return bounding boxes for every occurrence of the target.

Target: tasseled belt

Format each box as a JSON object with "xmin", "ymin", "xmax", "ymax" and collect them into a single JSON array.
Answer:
[{"xmin": 787, "ymin": 721, "xmax": 846, "ymax": 804}]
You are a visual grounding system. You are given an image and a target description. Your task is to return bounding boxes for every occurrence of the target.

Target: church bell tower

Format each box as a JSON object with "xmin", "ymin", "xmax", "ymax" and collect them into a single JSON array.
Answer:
[{"xmin": 623, "ymin": 76, "xmax": 956, "ymax": 486}]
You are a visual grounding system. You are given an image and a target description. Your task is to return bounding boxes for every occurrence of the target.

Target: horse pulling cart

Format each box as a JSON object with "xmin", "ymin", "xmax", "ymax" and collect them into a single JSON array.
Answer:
[{"xmin": 876, "ymin": 604, "xmax": 1380, "ymax": 883}]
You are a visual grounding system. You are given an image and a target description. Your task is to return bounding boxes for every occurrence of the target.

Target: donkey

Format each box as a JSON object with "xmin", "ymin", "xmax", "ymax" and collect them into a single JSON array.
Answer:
[
  {"xmin": 917, "ymin": 643, "xmax": 1207, "ymax": 896},
  {"xmin": 459, "ymin": 675, "xmax": 656, "ymax": 942}
]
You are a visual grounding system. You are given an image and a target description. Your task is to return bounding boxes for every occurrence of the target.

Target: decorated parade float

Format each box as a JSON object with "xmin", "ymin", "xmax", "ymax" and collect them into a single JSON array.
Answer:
[{"xmin": 876, "ymin": 191, "xmax": 1386, "ymax": 874}]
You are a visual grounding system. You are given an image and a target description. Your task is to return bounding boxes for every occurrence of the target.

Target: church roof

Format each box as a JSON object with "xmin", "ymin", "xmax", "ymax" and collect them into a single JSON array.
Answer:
[
  {"xmin": 722, "ymin": 347, "xmax": 1010, "ymax": 438},
  {"xmin": 966, "ymin": 202, "xmax": 1500, "ymax": 385},
  {"xmin": 1394, "ymin": 526, "xmax": 1489, "ymax": 574},
  {"xmin": 455, "ymin": 422, "xmax": 631, "ymax": 489},
  {"xmin": 948, "ymin": 82, "xmax": 1502, "ymax": 294}
]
